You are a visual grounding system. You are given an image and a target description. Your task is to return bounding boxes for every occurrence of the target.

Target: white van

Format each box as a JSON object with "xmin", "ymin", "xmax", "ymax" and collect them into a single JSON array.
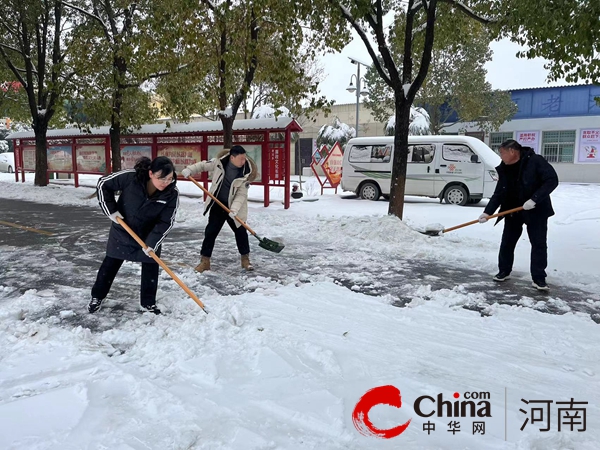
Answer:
[{"xmin": 341, "ymin": 135, "xmax": 501, "ymax": 205}]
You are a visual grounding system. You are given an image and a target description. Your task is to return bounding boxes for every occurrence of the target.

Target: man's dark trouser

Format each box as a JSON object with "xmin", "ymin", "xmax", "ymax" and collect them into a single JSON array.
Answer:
[
  {"xmin": 91, "ymin": 256, "xmax": 159, "ymax": 307},
  {"xmin": 498, "ymin": 213, "xmax": 548, "ymax": 281},
  {"xmin": 201, "ymin": 205, "xmax": 250, "ymax": 257}
]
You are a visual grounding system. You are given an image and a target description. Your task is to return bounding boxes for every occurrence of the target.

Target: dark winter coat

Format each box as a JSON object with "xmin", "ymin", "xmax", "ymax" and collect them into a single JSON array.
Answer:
[
  {"xmin": 96, "ymin": 169, "xmax": 179, "ymax": 263},
  {"xmin": 484, "ymin": 147, "xmax": 559, "ymax": 223}
]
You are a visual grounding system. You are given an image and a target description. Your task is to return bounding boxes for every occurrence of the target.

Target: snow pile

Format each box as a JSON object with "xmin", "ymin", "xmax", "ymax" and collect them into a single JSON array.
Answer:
[
  {"xmin": 0, "ymin": 280, "xmax": 598, "ymax": 449},
  {"xmin": 1, "ymin": 173, "xmax": 599, "ymax": 448}
]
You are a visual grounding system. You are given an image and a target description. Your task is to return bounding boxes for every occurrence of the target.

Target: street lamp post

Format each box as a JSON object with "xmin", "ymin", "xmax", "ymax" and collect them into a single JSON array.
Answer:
[{"xmin": 346, "ymin": 57, "xmax": 370, "ymax": 138}]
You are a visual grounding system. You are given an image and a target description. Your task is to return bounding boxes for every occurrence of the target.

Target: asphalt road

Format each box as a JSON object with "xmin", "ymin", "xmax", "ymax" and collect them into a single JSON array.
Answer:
[{"xmin": 1, "ymin": 198, "xmax": 598, "ymax": 329}]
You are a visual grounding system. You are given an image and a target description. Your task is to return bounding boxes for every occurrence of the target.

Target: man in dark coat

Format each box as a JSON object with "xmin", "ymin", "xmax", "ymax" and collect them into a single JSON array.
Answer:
[
  {"xmin": 479, "ymin": 139, "xmax": 559, "ymax": 291},
  {"xmin": 89, "ymin": 156, "xmax": 179, "ymax": 314}
]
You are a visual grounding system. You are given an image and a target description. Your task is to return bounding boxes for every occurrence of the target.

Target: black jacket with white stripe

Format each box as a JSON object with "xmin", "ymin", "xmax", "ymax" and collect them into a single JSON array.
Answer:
[{"xmin": 96, "ymin": 169, "xmax": 179, "ymax": 263}]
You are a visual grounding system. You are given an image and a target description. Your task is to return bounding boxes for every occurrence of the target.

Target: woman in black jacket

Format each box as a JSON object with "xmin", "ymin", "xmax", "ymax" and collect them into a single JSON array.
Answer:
[{"xmin": 89, "ymin": 156, "xmax": 179, "ymax": 314}]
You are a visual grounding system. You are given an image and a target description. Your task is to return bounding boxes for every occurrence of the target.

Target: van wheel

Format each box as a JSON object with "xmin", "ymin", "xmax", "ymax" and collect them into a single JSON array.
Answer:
[
  {"xmin": 444, "ymin": 185, "xmax": 468, "ymax": 206},
  {"xmin": 359, "ymin": 182, "xmax": 381, "ymax": 201},
  {"xmin": 7, "ymin": 165, "xmax": 13, "ymax": 173}
]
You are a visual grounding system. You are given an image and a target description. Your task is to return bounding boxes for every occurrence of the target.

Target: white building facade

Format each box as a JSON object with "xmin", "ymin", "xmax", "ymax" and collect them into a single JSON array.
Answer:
[{"xmin": 442, "ymin": 85, "xmax": 600, "ymax": 183}]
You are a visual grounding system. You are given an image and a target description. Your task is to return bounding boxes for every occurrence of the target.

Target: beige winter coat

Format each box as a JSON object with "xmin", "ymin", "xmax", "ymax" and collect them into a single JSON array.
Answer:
[{"xmin": 185, "ymin": 149, "xmax": 258, "ymax": 227}]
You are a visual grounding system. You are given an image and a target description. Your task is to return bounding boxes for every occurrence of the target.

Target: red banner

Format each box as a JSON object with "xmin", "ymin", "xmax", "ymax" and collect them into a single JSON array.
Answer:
[{"xmin": 269, "ymin": 147, "xmax": 284, "ymax": 181}]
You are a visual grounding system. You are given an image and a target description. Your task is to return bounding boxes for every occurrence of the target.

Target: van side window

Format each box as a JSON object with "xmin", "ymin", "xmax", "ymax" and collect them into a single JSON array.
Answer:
[
  {"xmin": 348, "ymin": 145, "xmax": 371, "ymax": 163},
  {"xmin": 442, "ymin": 144, "xmax": 476, "ymax": 163},
  {"xmin": 409, "ymin": 145, "xmax": 435, "ymax": 163},
  {"xmin": 348, "ymin": 144, "xmax": 392, "ymax": 163}
]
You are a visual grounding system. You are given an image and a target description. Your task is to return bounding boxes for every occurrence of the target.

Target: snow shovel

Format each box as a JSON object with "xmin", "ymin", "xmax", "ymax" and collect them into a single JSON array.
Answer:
[
  {"xmin": 186, "ymin": 176, "xmax": 285, "ymax": 253},
  {"xmin": 116, "ymin": 217, "xmax": 208, "ymax": 314},
  {"xmin": 421, "ymin": 206, "xmax": 525, "ymax": 236}
]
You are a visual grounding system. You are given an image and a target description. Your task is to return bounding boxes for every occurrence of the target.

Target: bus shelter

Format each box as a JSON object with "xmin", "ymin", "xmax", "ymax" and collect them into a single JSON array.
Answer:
[{"xmin": 7, "ymin": 118, "xmax": 302, "ymax": 209}]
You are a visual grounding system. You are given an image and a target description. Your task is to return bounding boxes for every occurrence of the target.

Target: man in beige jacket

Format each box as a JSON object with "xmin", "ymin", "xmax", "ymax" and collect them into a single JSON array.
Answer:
[{"xmin": 181, "ymin": 145, "xmax": 257, "ymax": 272}]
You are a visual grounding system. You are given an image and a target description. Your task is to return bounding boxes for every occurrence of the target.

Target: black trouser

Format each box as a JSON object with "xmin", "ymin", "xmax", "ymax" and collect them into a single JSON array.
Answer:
[
  {"xmin": 201, "ymin": 205, "xmax": 250, "ymax": 257},
  {"xmin": 498, "ymin": 213, "xmax": 548, "ymax": 281},
  {"xmin": 91, "ymin": 256, "xmax": 159, "ymax": 307}
]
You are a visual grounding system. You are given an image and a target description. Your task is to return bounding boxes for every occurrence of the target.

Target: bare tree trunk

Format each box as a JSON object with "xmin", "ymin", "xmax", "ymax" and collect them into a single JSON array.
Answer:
[
  {"xmin": 221, "ymin": 116, "xmax": 234, "ymax": 149},
  {"xmin": 388, "ymin": 98, "xmax": 411, "ymax": 219},
  {"xmin": 33, "ymin": 119, "xmax": 49, "ymax": 186},
  {"xmin": 110, "ymin": 58, "xmax": 126, "ymax": 172},
  {"xmin": 109, "ymin": 122, "xmax": 121, "ymax": 173}
]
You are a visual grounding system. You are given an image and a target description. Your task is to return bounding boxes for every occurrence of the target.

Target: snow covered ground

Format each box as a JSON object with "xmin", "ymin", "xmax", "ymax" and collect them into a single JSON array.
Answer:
[{"xmin": 1, "ymin": 172, "xmax": 599, "ymax": 449}]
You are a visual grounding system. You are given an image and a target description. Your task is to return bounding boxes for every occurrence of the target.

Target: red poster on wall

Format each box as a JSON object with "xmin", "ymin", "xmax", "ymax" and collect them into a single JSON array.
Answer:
[
  {"xmin": 157, "ymin": 145, "xmax": 202, "ymax": 172},
  {"xmin": 269, "ymin": 147, "xmax": 284, "ymax": 181}
]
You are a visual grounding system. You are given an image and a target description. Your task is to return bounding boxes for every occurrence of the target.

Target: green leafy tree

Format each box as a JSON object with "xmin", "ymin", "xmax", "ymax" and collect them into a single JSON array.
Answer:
[
  {"xmin": 500, "ymin": 0, "xmax": 600, "ymax": 87},
  {"xmin": 321, "ymin": 0, "xmax": 498, "ymax": 219},
  {"xmin": 0, "ymin": 0, "xmax": 74, "ymax": 185},
  {"xmin": 365, "ymin": 20, "xmax": 516, "ymax": 134},
  {"xmin": 63, "ymin": 0, "xmax": 189, "ymax": 171},
  {"xmin": 158, "ymin": 0, "xmax": 346, "ymax": 148}
]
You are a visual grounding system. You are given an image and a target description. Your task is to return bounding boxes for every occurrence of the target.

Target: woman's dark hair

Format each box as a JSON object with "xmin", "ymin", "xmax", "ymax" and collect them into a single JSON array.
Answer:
[
  {"xmin": 499, "ymin": 139, "xmax": 523, "ymax": 152},
  {"xmin": 134, "ymin": 156, "xmax": 176, "ymax": 183}
]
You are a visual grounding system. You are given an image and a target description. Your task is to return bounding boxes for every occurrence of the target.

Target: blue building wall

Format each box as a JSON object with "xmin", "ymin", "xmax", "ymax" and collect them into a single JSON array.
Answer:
[
  {"xmin": 441, "ymin": 85, "xmax": 600, "ymax": 123},
  {"xmin": 512, "ymin": 85, "xmax": 600, "ymax": 119}
]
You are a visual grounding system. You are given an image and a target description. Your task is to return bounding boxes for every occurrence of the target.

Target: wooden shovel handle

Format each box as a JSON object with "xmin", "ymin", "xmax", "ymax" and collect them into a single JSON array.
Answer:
[
  {"xmin": 116, "ymin": 217, "xmax": 207, "ymax": 313},
  {"xmin": 186, "ymin": 176, "xmax": 258, "ymax": 237},
  {"xmin": 444, "ymin": 206, "xmax": 525, "ymax": 234}
]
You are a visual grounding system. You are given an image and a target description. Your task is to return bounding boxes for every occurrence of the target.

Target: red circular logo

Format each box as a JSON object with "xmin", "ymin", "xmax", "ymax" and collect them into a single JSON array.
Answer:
[{"xmin": 352, "ymin": 385, "xmax": 411, "ymax": 439}]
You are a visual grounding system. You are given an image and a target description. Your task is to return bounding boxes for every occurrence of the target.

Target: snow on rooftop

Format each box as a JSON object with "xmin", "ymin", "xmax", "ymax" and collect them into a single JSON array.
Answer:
[{"xmin": 6, "ymin": 117, "xmax": 302, "ymax": 140}]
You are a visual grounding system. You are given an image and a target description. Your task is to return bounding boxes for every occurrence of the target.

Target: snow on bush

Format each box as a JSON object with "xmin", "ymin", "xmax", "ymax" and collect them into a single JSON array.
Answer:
[
  {"xmin": 317, "ymin": 116, "xmax": 355, "ymax": 149},
  {"xmin": 251, "ymin": 105, "xmax": 291, "ymax": 119},
  {"xmin": 386, "ymin": 106, "xmax": 431, "ymax": 136}
]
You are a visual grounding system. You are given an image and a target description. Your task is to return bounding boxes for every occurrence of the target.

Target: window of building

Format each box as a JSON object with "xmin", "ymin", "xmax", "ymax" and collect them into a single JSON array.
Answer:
[
  {"xmin": 490, "ymin": 132, "xmax": 514, "ymax": 153},
  {"xmin": 541, "ymin": 130, "xmax": 576, "ymax": 163}
]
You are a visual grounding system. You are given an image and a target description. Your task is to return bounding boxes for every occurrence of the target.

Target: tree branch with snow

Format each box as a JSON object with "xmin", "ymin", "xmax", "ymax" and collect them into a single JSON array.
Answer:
[
  {"xmin": 62, "ymin": 1, "xmax": 113, "ymax": 43},
  {"xmin": 334, "ymin": 2, "xmax": 392, "ymax": 87},
  {"xmin": 439, "ymin": 0, "xmax": 497, "ymax": 24}
]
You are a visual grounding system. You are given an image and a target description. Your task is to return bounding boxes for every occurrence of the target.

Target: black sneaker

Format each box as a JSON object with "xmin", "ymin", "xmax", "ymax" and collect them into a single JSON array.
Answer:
[
  {"xmin": 532, "ymin": 280, "xmax": 549, "ymax": 291},
  {"xmin": 141, "ymin": 304, "xmax": 162, "ymax": 315},
  {"xmin": 493, "ymin": 271, "xmax": 511, "ymax": 282},
  {"xmin": 88, "ymin": 297, "xmax": 104, "ymax": 313}
]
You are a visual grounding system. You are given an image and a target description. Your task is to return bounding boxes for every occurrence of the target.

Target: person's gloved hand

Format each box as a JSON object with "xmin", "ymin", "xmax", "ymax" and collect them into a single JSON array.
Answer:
[
  {"xmin": 181, "ymin": 168, "xmax": 192, "ymax": 178},
  {"xmin": 478, "ymin": 213, "xmax": 490, "ymax": 223},
  {"xmin": 109, "ymin": 211, "xmax": 124, "ymax": 224},
  {"xmin": 229, "ymin": 210, "xmax": 237, "ymax": 219},
  {"xmin": 523, "ymin": 199, "xmax": 536, "ymax": 210},
  {"xmin": 143, "ymin": 246, "xmax": 154, "ymax": 257}
]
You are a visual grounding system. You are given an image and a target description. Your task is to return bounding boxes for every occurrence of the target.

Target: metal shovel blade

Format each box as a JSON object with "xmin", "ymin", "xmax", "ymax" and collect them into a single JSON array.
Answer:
[
  {"xmin": 422, "ymin": 229, "xmax": 444, "ymax": 236},
  {"xmin": 258, "ymin": 236, "xmax": 285, "ymax": 253},
  {"xmin": 420, "ymin": 222, "xmax": 445, "ymax": 236}
]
